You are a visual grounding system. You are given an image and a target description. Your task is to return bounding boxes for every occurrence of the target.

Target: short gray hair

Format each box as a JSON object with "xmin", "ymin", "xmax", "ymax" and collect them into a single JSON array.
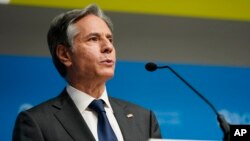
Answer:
[{"xmin": 47, "ymin": 4, "xmax": 113, "ymax": 77}]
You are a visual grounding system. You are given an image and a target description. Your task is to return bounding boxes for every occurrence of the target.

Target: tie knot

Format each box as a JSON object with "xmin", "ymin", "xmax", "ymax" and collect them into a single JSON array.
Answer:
[{"xmin": 89, "ymin": 99, "xmax": 105, "ymax": 113}]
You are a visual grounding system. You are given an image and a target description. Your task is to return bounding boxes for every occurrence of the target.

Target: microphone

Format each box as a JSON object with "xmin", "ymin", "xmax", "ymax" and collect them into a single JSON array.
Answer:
[{"xmin": 145, "ymin": 62, "xmax": 230, "ymax": 141}]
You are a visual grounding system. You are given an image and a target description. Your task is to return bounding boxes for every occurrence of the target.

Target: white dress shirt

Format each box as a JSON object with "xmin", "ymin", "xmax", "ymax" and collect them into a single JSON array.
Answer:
[{"xmin": 66, "ymin": 85, "xmax": 124, "ymax": 141}]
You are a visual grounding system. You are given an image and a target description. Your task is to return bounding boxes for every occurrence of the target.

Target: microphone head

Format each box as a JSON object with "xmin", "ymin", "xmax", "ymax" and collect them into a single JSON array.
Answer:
[{"xmin": 145, "ymin": 62, "xmax": 158, "ymax": 72}]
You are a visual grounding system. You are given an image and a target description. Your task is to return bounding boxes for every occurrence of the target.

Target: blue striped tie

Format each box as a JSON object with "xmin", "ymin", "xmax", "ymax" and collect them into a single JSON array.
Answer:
[{"xmin": 89, "ymin": 99, "xmax": 118, "ymax": 141}]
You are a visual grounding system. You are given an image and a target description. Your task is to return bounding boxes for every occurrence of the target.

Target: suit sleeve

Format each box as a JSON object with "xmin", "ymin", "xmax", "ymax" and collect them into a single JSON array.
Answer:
[
  {"xmin": 149, "ymin": 110, "xmax": 162, "ymax": 138},
  {"xmin": 12, "ymin": 111, "xmax": 44, "ymax": 141}
]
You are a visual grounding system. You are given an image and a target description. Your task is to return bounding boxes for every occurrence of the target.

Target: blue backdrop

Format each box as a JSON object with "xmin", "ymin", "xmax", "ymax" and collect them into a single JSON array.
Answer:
[{"xmin": 1, "ymin": 55, "xmax": 250, "ymax": 140}]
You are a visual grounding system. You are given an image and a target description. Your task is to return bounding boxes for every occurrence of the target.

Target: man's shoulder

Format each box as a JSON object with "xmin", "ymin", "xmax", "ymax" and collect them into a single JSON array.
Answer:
[
  {"xmin": 25, "ymin": 95, "xmax": 58, "ymax": 115},
  {"xmin": 24, "ymin": 89, "xmax": 67, "ymax": 116},
  {"xmin": 109, "ymin": 97, "xmax": 151, "ymax": 113}
]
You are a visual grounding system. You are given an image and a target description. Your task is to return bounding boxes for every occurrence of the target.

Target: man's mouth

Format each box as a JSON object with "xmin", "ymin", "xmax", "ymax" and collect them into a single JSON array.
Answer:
[{"xmin": 100, "ymin": 59, "xmax": 114, "ymax": 66}]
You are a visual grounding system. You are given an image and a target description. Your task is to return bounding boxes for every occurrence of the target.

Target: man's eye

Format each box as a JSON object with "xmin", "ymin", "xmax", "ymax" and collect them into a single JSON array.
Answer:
[
  {"xmin": 108, "ymin": 38, "xmax": 113, "ymax": 43},
  {"xmin": 89, "ymin": 37, "xmax": 98, "ymax": 41}
]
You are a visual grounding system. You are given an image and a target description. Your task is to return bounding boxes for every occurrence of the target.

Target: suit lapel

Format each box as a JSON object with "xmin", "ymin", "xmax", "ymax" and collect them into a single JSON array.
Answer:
[
  {"xmin": 53, "ymin": 90, "xmax": 95, "ymax": 141},
  {"xmin": 110, "ymin": 98, "xmax": 140, "ymax": 141}
]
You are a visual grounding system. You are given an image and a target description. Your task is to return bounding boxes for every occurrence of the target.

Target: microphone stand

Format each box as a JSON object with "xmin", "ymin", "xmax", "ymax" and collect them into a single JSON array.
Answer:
[{"xmin": 157, "ymin": 65, "xmax": 230, "ymax": 141}]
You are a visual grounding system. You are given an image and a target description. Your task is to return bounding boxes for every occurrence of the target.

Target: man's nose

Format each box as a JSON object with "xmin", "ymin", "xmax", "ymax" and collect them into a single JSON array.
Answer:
[{"xmin": 101, "ymin": 38, "xmax": 113, "ymax": 53}]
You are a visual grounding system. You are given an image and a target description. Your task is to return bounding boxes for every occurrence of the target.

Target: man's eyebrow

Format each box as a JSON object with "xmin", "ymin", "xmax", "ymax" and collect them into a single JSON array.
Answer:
[
  {"xmin": 106, "ymin": 34, "xmax": 113, "ymax": 38},
  {"xmin": 85, "ymin": 32, "xmax": 100, "ymax": 37},
  {"xmin": 85, "ymin": 32, "xmax": 113, "ymax": 38}
]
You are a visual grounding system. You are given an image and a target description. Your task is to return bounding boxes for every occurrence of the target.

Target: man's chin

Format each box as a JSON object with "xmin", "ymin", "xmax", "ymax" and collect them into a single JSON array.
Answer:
[
  {"xmin": 107, "ymin": 73, "xmax": 114, "ymax": 78},
  {"xmin": 103, "ymin": 73, "xmax": 115, "ymax": 80}
]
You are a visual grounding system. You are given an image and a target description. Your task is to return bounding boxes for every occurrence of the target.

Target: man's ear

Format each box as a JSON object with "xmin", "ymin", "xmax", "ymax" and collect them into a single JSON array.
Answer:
[{"xmin": 56, "ymin": 45, "xmax": 72, "ymax": 67}]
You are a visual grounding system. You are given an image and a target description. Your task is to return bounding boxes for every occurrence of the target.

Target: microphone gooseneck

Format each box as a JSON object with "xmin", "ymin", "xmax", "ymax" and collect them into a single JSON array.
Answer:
[{"xmin": 145, "ymin": 62, "xmax": 230, "ymax": 141}]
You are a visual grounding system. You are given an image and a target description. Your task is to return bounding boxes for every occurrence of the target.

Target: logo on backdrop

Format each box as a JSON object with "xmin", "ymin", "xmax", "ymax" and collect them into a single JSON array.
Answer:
[
  {"xmin": 155, "ymin": 111, "xmax": 180, "ymax": 125},
  {"xmin": 155, "ymin": 109, "xmax": 250, "ymax": 126},
  {"xmin": 219, "ymin": 109, "xmax": 250, "ymax": 124},
  {"xmin": 18, "ymin": 103, "xmax": 33, "ymax": 113}
]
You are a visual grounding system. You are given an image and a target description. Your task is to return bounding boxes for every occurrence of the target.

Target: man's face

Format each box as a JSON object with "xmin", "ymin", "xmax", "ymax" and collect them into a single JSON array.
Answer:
[{"xmin": 67, "ymin": 14, "xmax": 116, "ymax": 82}]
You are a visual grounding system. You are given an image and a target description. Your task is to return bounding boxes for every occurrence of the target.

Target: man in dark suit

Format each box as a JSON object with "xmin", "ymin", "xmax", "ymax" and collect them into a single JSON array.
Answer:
[{"xmin": 13, "ymin": 4, "xmax": 161, "ymax": 141}]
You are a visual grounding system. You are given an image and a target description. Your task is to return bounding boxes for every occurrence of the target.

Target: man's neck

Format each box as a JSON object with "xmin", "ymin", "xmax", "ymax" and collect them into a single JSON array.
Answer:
[{"xmin": 68, "ymin": 81, "xmax": 106, "ymax": 98}]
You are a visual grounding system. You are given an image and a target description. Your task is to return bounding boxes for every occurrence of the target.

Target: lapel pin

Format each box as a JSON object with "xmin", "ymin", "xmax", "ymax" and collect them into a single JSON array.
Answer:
[{"xmin": 126, "ymin": 113, "xmax": 133, "ymax": 118}]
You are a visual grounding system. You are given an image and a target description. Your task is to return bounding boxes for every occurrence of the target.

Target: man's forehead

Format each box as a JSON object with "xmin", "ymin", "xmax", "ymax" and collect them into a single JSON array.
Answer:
[{"xmin": 74, "ymin": 15, "xmax": 112, "ymax": 33}]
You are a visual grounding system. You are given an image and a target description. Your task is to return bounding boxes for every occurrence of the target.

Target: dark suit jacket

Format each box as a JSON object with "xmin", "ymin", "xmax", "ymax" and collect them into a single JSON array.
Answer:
[{"xmin": 13, "ymin": 89, "xmax": 161, "ymax": 141}]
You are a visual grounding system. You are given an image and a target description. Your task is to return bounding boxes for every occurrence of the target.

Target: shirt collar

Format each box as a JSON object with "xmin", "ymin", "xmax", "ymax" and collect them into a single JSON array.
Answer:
[{"xmin": 66, "ymin": 85, "xmax": 113, "ymax": 113}]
